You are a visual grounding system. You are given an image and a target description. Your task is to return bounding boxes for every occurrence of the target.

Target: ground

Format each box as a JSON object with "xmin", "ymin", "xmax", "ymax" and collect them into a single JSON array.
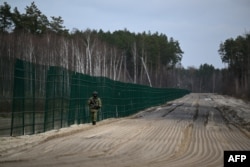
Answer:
[{"xmin": 0, "ymin": 93, "xmax": 250, "ymax": 167}]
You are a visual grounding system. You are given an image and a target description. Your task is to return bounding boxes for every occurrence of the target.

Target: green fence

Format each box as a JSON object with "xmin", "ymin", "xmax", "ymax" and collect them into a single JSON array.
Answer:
[{"xmin": 0, "ymin": 59, "xmax": 190, "ymax": 136}]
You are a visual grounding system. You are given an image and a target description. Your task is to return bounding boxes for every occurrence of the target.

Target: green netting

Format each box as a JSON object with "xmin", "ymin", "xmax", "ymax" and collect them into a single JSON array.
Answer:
[
  {"xmin": 11, "ymin": 60, "xmax": 37, "ymax": 136},
  {"xmin": 0, "ymin": 59, "xmax": 190, "ymax": 136}
]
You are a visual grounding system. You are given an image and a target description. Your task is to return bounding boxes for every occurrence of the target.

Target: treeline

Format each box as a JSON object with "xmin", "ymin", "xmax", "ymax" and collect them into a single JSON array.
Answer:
[
  {"xmin": 0, "ymin": 2, "xmax": 67, "ymax": 34},
  {"xmin": 219, "ymin": 34, "xmax": 250, "ymax": 98},
  {"xmin": 1, "ymin": 2, "xmax": 250, "ymax": 99},
  {"xmin": 172, "ymin": 64, "xmax": 222, "ymax": 93},
  {"xmin": 179, "ymin": 33, "xmax": 250, "ymax": 98},
  {"xmin": 0, "ymin": 1, "xmax": 183, "ymax": 88}
]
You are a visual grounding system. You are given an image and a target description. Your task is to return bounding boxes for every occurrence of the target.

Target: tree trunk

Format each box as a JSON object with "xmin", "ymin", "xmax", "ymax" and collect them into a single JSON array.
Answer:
[
  {"xmin": 132, "ymin": 42, "xmax": 137, "ymax": 84},
  {"xmin": 141, "ymin": 56, "xmax": 152, "ymax": 87}
]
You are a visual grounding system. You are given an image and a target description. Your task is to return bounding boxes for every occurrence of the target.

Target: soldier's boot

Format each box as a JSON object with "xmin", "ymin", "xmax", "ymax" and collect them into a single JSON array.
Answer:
[{"xmin": 92, "ymin": 121, "xmax": 96, "ymax": 125}]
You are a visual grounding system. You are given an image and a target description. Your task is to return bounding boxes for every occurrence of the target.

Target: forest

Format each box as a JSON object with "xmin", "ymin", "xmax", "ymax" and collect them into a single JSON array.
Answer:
[{"xmin": 0, "ymin": 2, "xmax": 250, "ymax": 99}]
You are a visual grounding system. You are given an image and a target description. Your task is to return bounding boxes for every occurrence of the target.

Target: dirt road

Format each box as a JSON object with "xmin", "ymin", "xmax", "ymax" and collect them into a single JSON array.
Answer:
[{"xmin": 1, "ymin": 93, "xmax": 250, "ymax": 167}]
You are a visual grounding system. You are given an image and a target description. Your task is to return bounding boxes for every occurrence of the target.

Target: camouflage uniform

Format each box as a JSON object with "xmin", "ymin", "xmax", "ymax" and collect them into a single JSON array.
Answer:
[{"xmin": 88, "ymin": 91, "xmax": 102, "ymax": 125}]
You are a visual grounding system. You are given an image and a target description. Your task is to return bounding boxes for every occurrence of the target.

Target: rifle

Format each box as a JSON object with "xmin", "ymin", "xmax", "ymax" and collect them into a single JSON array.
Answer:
[{"xmin": 89, "ymin": 98, "xmax": 100, "ymax": 109}]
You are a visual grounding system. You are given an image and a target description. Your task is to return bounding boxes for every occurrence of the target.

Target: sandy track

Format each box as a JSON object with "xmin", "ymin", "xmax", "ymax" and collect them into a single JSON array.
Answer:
[{"xmin": 0, "ymin": 93, "xmax": 250, "ymax": 167}]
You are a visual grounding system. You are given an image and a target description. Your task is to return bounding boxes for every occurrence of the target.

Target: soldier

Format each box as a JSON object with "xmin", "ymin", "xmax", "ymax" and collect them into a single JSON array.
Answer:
[{"xmin": 88, "ymin": 91, "xmax": 102, "ymax": 125}]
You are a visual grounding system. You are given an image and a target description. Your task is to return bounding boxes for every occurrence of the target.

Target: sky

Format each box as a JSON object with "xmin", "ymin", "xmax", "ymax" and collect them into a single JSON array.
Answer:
[{"xmin": 2, "ymin": 0, "xmax": 250, "ymax": 69}]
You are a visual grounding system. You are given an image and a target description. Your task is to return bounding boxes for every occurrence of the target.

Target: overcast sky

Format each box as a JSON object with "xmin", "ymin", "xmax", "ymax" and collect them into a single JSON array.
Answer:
[{"xmin": 2, "ymin": 0, "xmax": 250, "ymax": 69}]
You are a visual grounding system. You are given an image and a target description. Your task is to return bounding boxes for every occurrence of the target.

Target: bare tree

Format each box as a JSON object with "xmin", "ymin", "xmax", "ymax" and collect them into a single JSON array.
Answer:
[
  {"xmin": 132, "ymin": 41, "xmax": 137, "ymax": 84},
  {"xmin": 110, "ymin": 47, "xmax": 122, "ymax": 80},
  {"xmin": 84, "ymin": 30, "xmax": 96, "ymax": 75},
  {"xmin": 141, "ymin": 56, "xmax": 152, "ymax": 87}
]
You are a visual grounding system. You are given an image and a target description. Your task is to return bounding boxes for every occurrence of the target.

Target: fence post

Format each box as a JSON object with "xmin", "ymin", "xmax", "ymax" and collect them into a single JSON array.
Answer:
[
  {"xmin": 31, "ymin": 62, "xmax": 35, "ymax": 134},
  {"xmin": 11, "ymin": 59, "xmax": 25, "ymax": 136}
]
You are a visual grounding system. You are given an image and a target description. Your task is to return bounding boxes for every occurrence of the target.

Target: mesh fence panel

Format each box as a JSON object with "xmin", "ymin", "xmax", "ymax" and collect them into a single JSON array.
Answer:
[{"xmin": 0, "ymin": 59, "xmax": 190, "ymax": 136}]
